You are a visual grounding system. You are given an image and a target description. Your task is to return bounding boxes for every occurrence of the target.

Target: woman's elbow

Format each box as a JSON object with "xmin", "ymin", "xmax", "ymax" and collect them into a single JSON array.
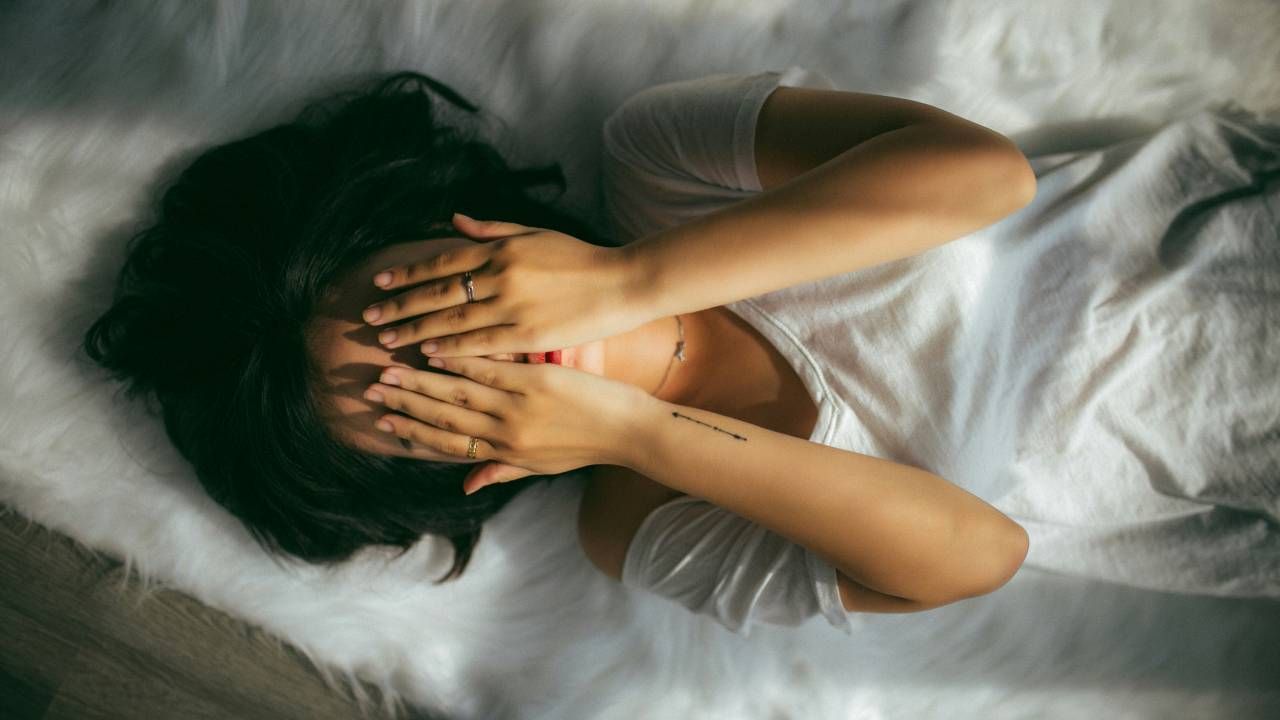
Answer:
[
  {"xmin": 1010, "ymin": 154, "xmax": 1038, "ymax": 209},
  {"xmin": 994, "ymin": 145, "xmax": 1038, "ymax": 213},
  {"xmin": 961, "ymin": 519, "xmax": 1029, "ymax": 600},
  {"xmin": 916, "ymin": 518, "xmax": 1030, "ymax": 607}
]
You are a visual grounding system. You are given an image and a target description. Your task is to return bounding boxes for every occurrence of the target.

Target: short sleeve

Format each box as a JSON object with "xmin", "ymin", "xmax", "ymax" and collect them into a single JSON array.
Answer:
[
  {"xmin": 621, "ymin": 495, "xmax": 855, "ymax": 637},
  {"xmin": 601, "ymin": 65, "xmax": 837, "ymax": 243}
]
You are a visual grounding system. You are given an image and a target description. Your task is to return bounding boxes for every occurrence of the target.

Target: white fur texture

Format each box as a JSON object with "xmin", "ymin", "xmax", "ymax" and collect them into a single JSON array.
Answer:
[{"xmin": 2, "ymin": 1, "xmax": 1278, "ymax": 718}]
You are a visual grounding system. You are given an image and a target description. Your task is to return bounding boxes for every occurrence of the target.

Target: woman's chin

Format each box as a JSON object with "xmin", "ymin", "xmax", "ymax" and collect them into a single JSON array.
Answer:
[
  {"xmin": 500, "ymin": 340, "xmax": 607, "ymax": 376},
  {"xmin": 565, "ymin": 340, "xmax": 607, "ymax": 376}
]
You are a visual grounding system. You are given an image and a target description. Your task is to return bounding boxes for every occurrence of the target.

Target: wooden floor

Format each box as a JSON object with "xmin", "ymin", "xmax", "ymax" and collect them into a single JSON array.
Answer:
[{"xmin": 0, "ymin": 507, "xmax": 445, "ymax": 720}]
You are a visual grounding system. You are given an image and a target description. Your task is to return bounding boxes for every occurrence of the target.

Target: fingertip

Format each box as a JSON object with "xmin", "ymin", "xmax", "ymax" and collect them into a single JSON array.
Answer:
[
  {"xmin": 453, "ymin": 212, "xmax": 475, "ymax": 224},
  {"xmin": 373, "ymin": 271, "xmax": 394, "ymax": 288}
]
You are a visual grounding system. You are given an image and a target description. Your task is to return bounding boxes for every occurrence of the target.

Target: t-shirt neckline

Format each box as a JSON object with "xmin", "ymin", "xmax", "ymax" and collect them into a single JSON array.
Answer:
[{"xmin": 721, "ymin": 297, "xmax": 839, "ymax": 446}]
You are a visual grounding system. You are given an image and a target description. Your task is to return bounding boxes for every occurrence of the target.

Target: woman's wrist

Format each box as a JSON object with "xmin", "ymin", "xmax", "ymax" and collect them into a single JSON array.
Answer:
[
  {"xmin": 612, "ymin": 241, "xmax": 668, "ymax": 322},
  {"xmin": 615, "ymin": 226, "xmax": 705, "ymax": 322},
  {"xmin": 598, "ymin": 389, "xmax": 667, "ymax": 470}
]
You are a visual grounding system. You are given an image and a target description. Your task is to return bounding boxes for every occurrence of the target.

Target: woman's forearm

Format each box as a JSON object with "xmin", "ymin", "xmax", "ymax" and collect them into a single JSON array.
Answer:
[
  {"xmin": 624, "ymin": 121, "xmax": 1036, "ymax": 318},
  {"xmin": 612, "ymin": 395, "xmax": 1029, "ymax": 605}
]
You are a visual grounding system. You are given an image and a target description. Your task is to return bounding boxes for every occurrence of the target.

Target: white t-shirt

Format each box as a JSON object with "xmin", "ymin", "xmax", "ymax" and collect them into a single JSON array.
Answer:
[
  {"xmin": 603, "ymin": 66, "xmax": 856, "ymax": 638},
  {"xmin": 600, "ymin": 66, "xmax": 1280, "ymax": 636}
]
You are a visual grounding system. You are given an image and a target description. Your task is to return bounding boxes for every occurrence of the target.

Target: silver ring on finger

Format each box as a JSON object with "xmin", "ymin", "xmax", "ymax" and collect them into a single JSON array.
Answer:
[
  {"xmin": 466, "ymin": 436, "xmax": 479, "ymax": 458},
  {"xmin": 462, "ymin": 270, "xmax": 476, "ymax": 303}
]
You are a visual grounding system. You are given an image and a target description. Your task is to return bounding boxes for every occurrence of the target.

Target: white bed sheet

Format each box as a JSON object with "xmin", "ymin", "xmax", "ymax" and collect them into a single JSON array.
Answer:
[{"xmin": 2, "ymin": 1, "xmax": 1279, "ymax": 718}]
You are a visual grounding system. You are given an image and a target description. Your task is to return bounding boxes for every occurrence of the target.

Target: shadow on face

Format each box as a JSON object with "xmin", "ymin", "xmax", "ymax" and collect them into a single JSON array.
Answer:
[{"xmin": 306, "ymin": 236, "xmax": 510, "ymax": 463}]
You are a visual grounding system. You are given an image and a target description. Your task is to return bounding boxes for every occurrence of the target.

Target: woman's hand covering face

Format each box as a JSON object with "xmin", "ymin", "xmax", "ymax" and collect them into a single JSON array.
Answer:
[
  {"xmin": 307, "ymin": 235, "xmax": 534, "ymax": 464},
  {"xmin": 363, "ymin": 356, "xmax": 652, "ymax": 494},
  {"xmin": 305, "ymin": 225, "xmax": 646, "ymax": 490},
  {"xmin": 360, "ymin": 213, "xmax": 653, "ymax": 359}
]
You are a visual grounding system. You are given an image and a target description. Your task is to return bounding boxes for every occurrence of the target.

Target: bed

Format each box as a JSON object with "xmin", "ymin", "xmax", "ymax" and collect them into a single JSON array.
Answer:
[{"xmin": 2, "ymin": 1, "xmax": 1278, "ymax": 718}]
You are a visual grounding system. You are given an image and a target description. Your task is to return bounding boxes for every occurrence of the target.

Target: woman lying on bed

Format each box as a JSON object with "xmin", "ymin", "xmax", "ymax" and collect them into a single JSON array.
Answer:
[{"xmin": 91, "ymin": 67, "xmax": 1273, "ymax": 636}]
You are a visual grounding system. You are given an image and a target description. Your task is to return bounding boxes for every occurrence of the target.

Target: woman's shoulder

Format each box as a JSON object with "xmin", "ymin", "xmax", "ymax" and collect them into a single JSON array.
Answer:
[
  {"xmin": 577, "ymin": 465, "xmax": 687, "ymax": 581},
  {"xmin": 582, "ymin": 465, "xmax": 687, "ymax": 523}
]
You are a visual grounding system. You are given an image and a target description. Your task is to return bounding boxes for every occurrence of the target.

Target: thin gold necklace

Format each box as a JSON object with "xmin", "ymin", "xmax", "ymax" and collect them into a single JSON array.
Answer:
[{"xmin": 651, "ymin": 314, "xmax": 686, "ymax": 396}]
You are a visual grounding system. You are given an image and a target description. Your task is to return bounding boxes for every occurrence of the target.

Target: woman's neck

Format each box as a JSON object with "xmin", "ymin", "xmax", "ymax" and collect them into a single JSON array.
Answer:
[{"xmin": 602, "ymin": 310, "xmax": 717, "ymax": 408}]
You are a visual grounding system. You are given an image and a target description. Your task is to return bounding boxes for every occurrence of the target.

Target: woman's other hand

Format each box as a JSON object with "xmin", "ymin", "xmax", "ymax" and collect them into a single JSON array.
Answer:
[
  {"xmin": 362, "ymin": 213, "xmax": 652, "ymax": 358},
  {"xmin": 364, "ymin": 355, "xmax": 654, "ymax": 494}
]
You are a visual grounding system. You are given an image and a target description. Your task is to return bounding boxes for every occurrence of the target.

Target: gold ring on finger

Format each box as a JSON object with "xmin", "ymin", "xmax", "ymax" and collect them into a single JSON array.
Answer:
[{"xmin": 466, "ymin": 436, "xmax": 479, "ymax": 458}]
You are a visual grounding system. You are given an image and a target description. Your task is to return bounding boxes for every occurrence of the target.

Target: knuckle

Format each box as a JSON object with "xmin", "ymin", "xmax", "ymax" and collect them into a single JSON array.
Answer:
[
  {"xmin": 529, "ymin": 370, "xmax": 552, "ymax": 392},
  {"xmin": 492, "ymin": 272, "xmax": 511, "ymax": 294},
  {"xmin": 506, "ymin": 427, "xmax": 530, "ymax": 452},
  {"xmin": 513, "ymin": 324, "xmax": 535, "ymax": 345},
  {"xmin": 409, "ymin": 424, "xmax": 430, "ymax": 443},
  {"xmin": 400, "ymin": 286, "xmax": 427, "ymax": 310},
  {"xmin": 433, "ymin": 414, "xmax": 454, "ymax": 432},
  {"xmin": 481, "ymin": 326, "xmax": 503, "ymax": 348},
  {"xmin": 487, "ymin": 255, "xmax": 510, "ymax": 275},
  {"xmin": 449, "ymin": 389, "xmax": 470, "ymax": 407},
  {"xmin": 447, "ymin": 305, "xmax": 467, "ymax": 325},
  {"xmin": 479, "ymin": 369, "xmax": 499, "ymax": 387}
]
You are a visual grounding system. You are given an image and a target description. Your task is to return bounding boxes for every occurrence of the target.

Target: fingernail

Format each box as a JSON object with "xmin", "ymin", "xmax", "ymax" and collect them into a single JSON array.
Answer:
[
  {"xmin": 454, "ymin": 212, "xmax": 474, "ymax": 223},
  {"xmin": 362, "ymin": 305, "xmax": 382, "ymax": 323},
  {"xmin": 427, "ymin": 358, "xmax": 444, "ymax": 368},
  {"xmin": 379, "ymin": 372, "xmax": 400, "ymax": 386},
  {"xmin": 375, "ymin": 419, "xmax": 394, "ymax": 433},
  {"xmin": 379, "ymin": 330, "xmax": 397, "ymax": 345},
  {"xmin": 422, "ymin": 341, "xmax": 439, "ymax": 354},
  {"xmin": 374, "ymin": 271, "xmax": 393, "ymax": 288},
  {"xmin": 363, "ymin": 388, "xmax": 385, "ymax": 403}
]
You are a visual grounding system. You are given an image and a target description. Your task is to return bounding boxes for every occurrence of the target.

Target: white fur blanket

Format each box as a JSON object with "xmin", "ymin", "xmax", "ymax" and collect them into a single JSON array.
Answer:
[{"xmin": 2, "ymin": 1, "xmax": 1278, "ymax": 718}]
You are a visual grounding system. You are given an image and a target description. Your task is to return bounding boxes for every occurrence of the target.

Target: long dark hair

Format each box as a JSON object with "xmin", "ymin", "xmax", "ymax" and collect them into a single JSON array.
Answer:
[{"xmin": 83, "ymin": 71, "xmax": 609, "ymax": 581}]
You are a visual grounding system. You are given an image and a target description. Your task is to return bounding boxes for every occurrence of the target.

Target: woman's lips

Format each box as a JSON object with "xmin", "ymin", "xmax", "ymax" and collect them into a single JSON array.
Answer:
[{"xmin": 522, "ymin": 351, "xmax": 563, "ymax": 365}]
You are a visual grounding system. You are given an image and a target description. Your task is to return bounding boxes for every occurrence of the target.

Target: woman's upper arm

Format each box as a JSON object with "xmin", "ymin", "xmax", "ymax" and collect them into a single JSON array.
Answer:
[
  {"xmin": 752, "ymin": 85, "xmax": 977, "ymax": 192},
  {"xmin": 599, "ymin": 68, "xmax": 1022, "ymax": 245},
  {"xmin": 576, "ymin": 465, "xmax": 952, "ymax": 610},
  {"xmin": 577, "ymin": 465, "xmax": 685, "ymax": 580},
  {"xmin": 601, "ymin": 70, "xmax": 799, "ymax": 200},
  {"xmin": 834, "ymin": 571, "xmax": 952, "ymax": 613}
]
